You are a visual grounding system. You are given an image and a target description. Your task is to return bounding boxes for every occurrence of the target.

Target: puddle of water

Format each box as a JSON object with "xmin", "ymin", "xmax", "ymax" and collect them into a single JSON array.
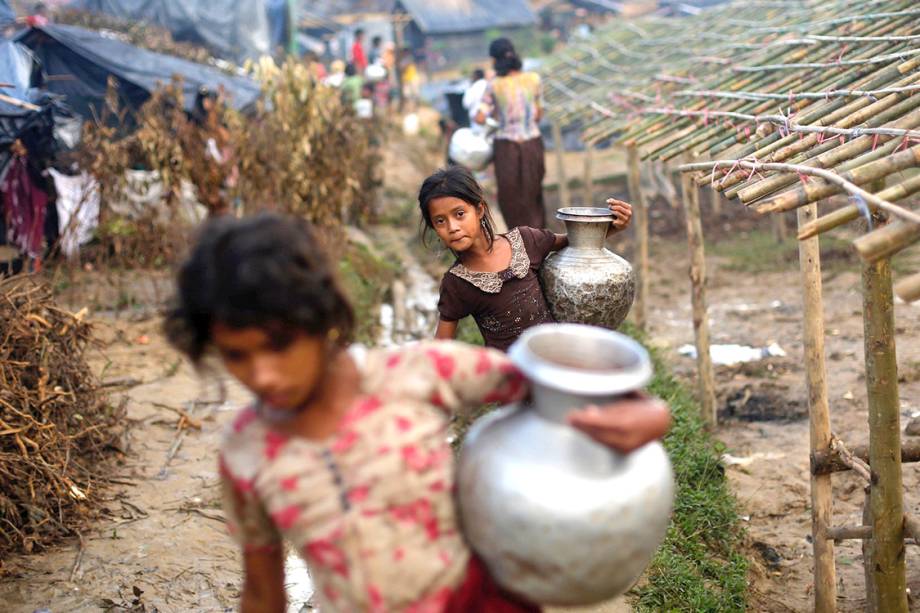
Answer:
[{"xmin": 285, "ymin": 551, "xmax": 314, "ymax": 612}]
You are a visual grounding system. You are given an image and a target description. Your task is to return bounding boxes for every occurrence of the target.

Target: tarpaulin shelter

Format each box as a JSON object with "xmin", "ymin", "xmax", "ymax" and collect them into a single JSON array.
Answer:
[
  {"xmin": 0, "ymin": 1, "xmax": 14, "ymax": 28},
  {"xmin": 0, "ymin": 38, "xmax": 70, "ymax": 270},
  {"xmin": 16, "ymin": 24, "xmax": 262, "ymax": 120},
  {"xmin": 394, "ymin": 0, "xmax": 537, "ymax": 66},
  {"xmin": 71, "ymin": 0, "xmax": 271, "ymax": 63},
  {"xmin": 0, "ymin": 40, "xmax": 58, "ymax": 181}
]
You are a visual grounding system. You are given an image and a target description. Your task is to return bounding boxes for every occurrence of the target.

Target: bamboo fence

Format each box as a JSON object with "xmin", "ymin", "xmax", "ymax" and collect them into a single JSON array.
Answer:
[{"xmin": 542, "ymin": 1, "xmax": 920, "ymax": 610}]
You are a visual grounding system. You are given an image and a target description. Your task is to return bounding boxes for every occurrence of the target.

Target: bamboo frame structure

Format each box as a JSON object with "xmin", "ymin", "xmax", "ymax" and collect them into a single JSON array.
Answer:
[
  {"xmin": 797, "ymin": 203, "xmax": 836, "ymax": 611},
  {"xmin": 540, "ymin": 1, "xmax": 920, "ymax": 609},
  {"xmin": 627, "ymin": 145, "xmax": 649, "ymax": 331}
]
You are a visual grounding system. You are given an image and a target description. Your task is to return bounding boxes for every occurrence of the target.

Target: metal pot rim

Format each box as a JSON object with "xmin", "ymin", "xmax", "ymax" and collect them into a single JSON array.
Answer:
[
  {"xmin": 508, "ymin": 323, "xmax": 652, "ymax": 396},
  {"xmin": 556, "ymin": 207, "xmax": 615, "ymax": 223}
]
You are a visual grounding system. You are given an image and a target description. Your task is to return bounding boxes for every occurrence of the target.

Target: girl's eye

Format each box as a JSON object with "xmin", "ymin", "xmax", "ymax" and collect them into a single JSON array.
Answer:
[
  {"xmin": 268, "ymin": 334, "xmax": 294, "ymax": 352},
  {"xmin": 434, "ymin": 218, "xmax": 444, "ymax": 226},
  {"xmin": 221, "ymin": 349, "xmax": 246, "ymax": 363},
  {"xmin": 456, "ymin": 211, "xmax": 464, "ymax": 218}
]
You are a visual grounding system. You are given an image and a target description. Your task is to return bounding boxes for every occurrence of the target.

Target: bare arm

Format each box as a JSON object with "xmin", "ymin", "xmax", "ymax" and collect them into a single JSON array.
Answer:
[
  {"xmin": 240, "ymin": 548, "xmax": 286, "ymax": 613},
  {"xmin": 435, "ymin": 318, "xmax": 459, "ymax": 340},
  {"xmin": 568, "ymin": 393, "xmax": 671, "ymax": 453},
  {"xmin": 551, "ymin": 233, "xmax": 568, "ymax": 251}
]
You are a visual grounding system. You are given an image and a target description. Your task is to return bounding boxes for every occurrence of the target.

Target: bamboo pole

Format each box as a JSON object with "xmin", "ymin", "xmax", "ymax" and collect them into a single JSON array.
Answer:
[
  {"xmin": 552, "ymin": 121, "xmax": 571, "ymax": 209},
  {"xmin": 709, "ymin": 186, "xmax": 723, "ymax": 216},
  {"xmin": 680, "ymin": 154, "xmax": 920, "ymax": 224},
  {"xmin": 826, "ymin": 525, "xmax": 873, "ymax": 541},
  {"xmin": 681, "ymin": 168, "xmax": 717, "ymax": 427},
  {"xmin": 812, "ymin": 439, "xmax": 920, "ymax": 475},
  {"xmin": 854, "ymin": 220, "xmax": 920, "ymax": 262},
  {"xmin": 864, "ymin": 488, "xmax": 878, "ymax": 613},
  {"xmin": 583, "ymin": 144, "xmax": 594, "ymax": 205},
  {"xmin": 894, "ymin": 272, "xmax": 920, "ymax": 303},
  {"xmin": 772, "ymin": 213, "xmax": 788, "ymax": 242},
  {"xmin": 627, "ymin": 145, "xmax": 649, "ymax": 332},
  {"xmin": 797, "ymin": 203, "xmax": 836, "ymax": 613},
  {"xmin": 798, "ymin": 175, "xmax": 920, "ymax": 240},
  {"xmin": 862, "ymin": 245, "xmax": 908, "ymax": 613}
]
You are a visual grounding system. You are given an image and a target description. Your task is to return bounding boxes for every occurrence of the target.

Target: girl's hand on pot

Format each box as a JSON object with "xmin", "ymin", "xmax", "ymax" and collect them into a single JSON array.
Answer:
[
  {"xmin": 606, "ymin": 198, "xmax": 633, "ymax": 233},
  {"xmin": 568, "ymin": 393, "xmax": 670, "ymax": 453}
]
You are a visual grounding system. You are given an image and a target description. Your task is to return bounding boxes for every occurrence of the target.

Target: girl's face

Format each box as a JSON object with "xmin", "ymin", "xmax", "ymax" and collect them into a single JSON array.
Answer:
[
  {"xmin": 428, "ymin": 197, "xmax": 483, "ymax": 252},
  {"xmin": 211, "ymin": 323, "xmax": 326, "ymax": 411}
]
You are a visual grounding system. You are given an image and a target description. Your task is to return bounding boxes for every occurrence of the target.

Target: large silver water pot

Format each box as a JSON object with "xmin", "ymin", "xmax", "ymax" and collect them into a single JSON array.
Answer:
[
  {"xmin": 540, "ymin": 207, "xmax": 636, "ymax": 329},
  {"xmin": 457, "ymin": 323, "xmax": 674, "ymax": 606}
]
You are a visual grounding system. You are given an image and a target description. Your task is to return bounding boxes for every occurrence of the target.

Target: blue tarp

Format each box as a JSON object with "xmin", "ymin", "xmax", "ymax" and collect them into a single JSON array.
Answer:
[
  {"xmin": 72, "ymin": 0, "xmax": 271, "ymax": 63},
  {"xmin": 396, "ymin": 0, "xmax": 535, "ymax": 35},
  {"xmin": 0, "ymin": 1, "xmax": 15, "ymax": 28},
  {"xmin": 17, "ymin": 24, "xmax": 262, "ymax": 119}
]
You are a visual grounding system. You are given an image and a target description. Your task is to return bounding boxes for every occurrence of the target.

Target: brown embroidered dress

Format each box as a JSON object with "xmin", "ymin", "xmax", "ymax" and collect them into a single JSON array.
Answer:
[{"xmin": 438, "ymin": 226, "xmax": 557, "ymax": 351}]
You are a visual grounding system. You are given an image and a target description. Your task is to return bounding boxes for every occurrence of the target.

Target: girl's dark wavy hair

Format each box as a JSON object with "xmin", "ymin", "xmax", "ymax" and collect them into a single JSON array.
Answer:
[
  {"xmin": 163, "ymin": 213, "xmax": 354, "ymax": 364},
  {"xmin": 489, "ymin": 37, "xmax": 522, "ymax": 77},
  {"xmin": 418, "ymin": 165, "xmax": 497, "ymax": 252}
]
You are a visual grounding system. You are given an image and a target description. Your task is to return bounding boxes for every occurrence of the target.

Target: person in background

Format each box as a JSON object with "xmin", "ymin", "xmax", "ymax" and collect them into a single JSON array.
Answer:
[
  {"xmin": 368, "ymin": 35, "xmax": 383, "ymax": 66},
  {"xmin": 462, "ymin": 68, "xmax": 488, "ymax": 132},
  {"xmin": 24, "ymin": 2, "xmax": 49, "ymax": 27},
  {"xmin": 476, "ymin": 38, "xmax": 547, "ymax": 229},
  {"xmin": 351, "ymin": 28, "xmax": 368, "ymax": 73},
  {"xmin": 419, "ymin": 166, "xmax": 632, "ymax": 351},
  {"xmin": 341, "ymin": 63, "xmax": 363, "ymax": 104},
  {"xmin": 324, "ymin": 59, "xmax": 346, "ymax": 88},
  {"xmin": 400, "ymin": 48, "xmax": 420, "ymax": 111}
]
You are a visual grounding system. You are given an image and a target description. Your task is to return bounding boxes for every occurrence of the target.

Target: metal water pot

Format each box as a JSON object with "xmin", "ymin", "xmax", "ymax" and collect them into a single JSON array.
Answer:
[
  {"xmin": 540, "ymin": 207, "xmax": 636, "ymax": 329},
  {"xmin": 457, "ymin": 324, "xmax": 674, "ymax": 605}
]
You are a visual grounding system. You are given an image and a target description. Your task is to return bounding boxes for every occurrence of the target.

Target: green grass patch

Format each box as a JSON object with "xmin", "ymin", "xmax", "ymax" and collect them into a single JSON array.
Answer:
[
  {"xmin": 623, "ymin": 323, "xmax": 749, "ymax": 612},
  {"xmin": 339, "ymin": 240, "xmax": 400, "ymax": 344},
  {"xmin": 708, "ymin": 228, "xmax": 858, "ymax": 275}
]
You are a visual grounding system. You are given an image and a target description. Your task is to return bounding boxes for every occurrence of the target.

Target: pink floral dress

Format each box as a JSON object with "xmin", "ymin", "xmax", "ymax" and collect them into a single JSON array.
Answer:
[{"xmin": 219, "ymin": 340, "xmax": 528, "ymax": 611}]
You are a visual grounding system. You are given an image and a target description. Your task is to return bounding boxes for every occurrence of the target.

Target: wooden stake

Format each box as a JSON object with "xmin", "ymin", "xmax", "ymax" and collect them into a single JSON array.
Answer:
[
  {"xmin": 551, "ymin": 121, "xmax": 571, "ymax": 209},
  {"xmin": 862, "ymin": 249, "xmax": 908, "ymax": 613},
  {"xmin": 709, "ymin": 186, "xmax": 722, "ymax": 216},
  {"xmin": 583, "ymin": 143, "xmax": 594, "ymax": 205},
  {"xmin": 864, "ymin": 487, "xmax": 878, "ymax": 613},
  {"xmin": 681, "ymin": 169, "xmax": 716, "ymax": 427},
  {"xmin": 797, "ymin": 204, "xmax": 836, "ymax": 613},
  {"xmin": 627, "ymin": 145, "xmax": 649, "ymax": 332},
  {"xmin": 772, "ymin": 213, "xmax": 788, "ymax": 243}
]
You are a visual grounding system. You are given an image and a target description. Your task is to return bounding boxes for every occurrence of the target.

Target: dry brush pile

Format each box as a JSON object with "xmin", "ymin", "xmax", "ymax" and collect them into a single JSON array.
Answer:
[
  {"xmin": 76, "ymin": 57, "xmax": 379, "ymax": 268},
  {"xmin": 0, "ymin": 276, "xmax": 124, "ymax": 558}
]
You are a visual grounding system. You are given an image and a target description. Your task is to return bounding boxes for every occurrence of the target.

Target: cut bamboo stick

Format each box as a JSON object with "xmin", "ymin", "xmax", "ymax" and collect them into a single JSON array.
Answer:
[
  {"xmin": 894, "ymin": 272, "xmax": 920, "ymax": 303},
  {"xmin": 811, "ymin": 440, "xmax": 920, "ymax": 475},
  {"xmin": 797, "ymin": 203, "xmax": 836, "ymax": 613},
  {"xmin": 862, "ymin": 251, "xmax": 908, "ymax": 612},
  {"xmin": 681, "ymin": 168, "xmax": 716, "ymax": 428},
  {"xmin": 583, "ymin": 144, "xmax": 594, "ymax": 206},
  {"xmin": 826, "ymin": 525, "xmax": 873, "ymax": 541},
  {"xmin": 798, "ymin": 174, "xmax": 920, "ymax": 240},
  {"xmin": 552, "ymin": 121, "xmax": 571, "ymax": 209},
  {"xmin": 854, "ymin": 220, "xmax": 920, "ymax": 262},
  {"xmin": 626, "ymin": 145, "xmax": 649, "ymax": 332}
]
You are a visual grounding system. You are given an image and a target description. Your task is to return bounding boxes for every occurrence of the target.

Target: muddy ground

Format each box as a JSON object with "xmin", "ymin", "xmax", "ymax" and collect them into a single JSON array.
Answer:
[{"xmin": 2, "ymin": 131, "xmax": 920, "ymax": 612}]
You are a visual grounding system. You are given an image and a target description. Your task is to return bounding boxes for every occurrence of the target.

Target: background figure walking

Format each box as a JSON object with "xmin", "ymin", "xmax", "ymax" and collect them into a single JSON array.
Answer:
[{"xmin": 476, "ymin": 38, "xmax": 546, "ymax": 229}]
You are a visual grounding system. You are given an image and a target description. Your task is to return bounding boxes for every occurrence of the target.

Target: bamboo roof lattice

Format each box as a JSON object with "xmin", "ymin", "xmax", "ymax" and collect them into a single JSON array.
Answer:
[{"xmin": 541, "ymin": 0, "xmax": 920, "ymax": 301}]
